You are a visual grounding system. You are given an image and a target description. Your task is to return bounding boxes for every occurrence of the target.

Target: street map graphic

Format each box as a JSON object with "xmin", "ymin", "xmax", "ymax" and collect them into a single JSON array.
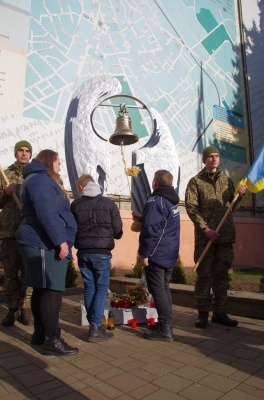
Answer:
[{"xmin": 0, "ymin": 0, "xmax": 250, "ymax": 198}]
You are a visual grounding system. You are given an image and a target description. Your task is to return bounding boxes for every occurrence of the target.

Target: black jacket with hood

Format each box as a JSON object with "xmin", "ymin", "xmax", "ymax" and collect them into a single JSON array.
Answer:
[{"xmin": 70, "ymin": 182, "xmax": 123, "ymax": 255}]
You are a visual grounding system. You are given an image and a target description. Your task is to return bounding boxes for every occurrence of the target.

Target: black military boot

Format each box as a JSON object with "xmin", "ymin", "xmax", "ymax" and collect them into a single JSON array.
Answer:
[
  {"xmin": 195, "ymin": 311, "xmax": 209, "ymax": 328},
  {"xmin": 42, "ymin": 336, "xmax": 79, "ymax": 356},
  {"xmin": 143, "ymin": 324, "xmax": 173, "ymax": 342},
  {"xmin": 88, "ymin": 326, "xmax": 114, "ymax": 342},
  {"xmin": 211, "ymin": 312, "xmax": 238, "ymax": 327},
  {"xmin": 2, "ymin": 309, "xmax": 19, "ymax": 327}
]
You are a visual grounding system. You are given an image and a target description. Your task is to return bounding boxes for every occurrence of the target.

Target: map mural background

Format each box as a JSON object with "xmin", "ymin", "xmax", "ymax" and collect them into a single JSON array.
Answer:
[{"xmin": 0, "ymin": 0, "xmax": 263, "ymax": 208}]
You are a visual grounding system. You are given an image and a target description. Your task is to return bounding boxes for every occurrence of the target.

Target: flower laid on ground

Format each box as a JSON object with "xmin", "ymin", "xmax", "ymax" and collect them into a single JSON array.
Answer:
[{"xmin": 110, "ymin": 281, "xmax": 151, "ymax": 308}]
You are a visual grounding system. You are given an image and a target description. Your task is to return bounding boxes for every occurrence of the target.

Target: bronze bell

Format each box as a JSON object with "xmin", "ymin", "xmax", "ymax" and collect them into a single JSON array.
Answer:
[{"xmin": 109, "ymin": 105, "xmax": 139, "ymax": 146}]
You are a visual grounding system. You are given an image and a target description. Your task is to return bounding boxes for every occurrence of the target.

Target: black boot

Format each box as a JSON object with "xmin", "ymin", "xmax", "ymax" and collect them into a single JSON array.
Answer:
[
  {"xmin": 148, "ymin": 322, "xmax": 160, "ymax": 331},
  {"xmin": 143, "ymin": 324, "xmax": 173, "ymax": 342},
  {"xmin": 211, "ymin": 312, "xmax": 238, "ymax": 327},
  {"xmin": 42, "ymin": 336, "xmax": 79, "ymax": 356},
  {"xmin": 88, "ymin": 326, "xmax": 114, "ymax": 342},
  {"xmin": 195, "ymin": 311, "xmax": 209, "ymax": 328},
  {"xmin": 2, "ymin": 309, "xmax": 19, "ymax": 327},
  {"xmin": 31, "ymin": 326, "xmax": 46, "ymax": 345},
  {"xmin": 148, "ymin": 322, "xmax": 173, "ymax": 335}
]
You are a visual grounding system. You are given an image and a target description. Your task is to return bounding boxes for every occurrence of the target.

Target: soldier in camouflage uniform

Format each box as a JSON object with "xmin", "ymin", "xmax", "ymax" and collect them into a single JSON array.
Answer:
[
  {"xmin": 185, "ymin": 146, "xmax": 246, "ymax": 328},
  {"xmin": 0, "ymin": 140, "xmax": 33, "ymax": 327}
]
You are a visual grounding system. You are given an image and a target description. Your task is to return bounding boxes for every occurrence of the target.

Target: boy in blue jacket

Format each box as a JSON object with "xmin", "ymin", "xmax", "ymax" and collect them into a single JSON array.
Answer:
[{"xmin": 133, "ymin": 170, "xmax": 180, "ymax": 341}]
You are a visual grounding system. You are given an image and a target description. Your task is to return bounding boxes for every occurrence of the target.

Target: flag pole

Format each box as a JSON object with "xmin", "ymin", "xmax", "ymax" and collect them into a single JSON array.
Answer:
[
  {"xmin": 193, "ymin": 177, "xmax": 247, "ymax": 271},
  {"xmin": 0, "ymin": 166, "xmax": 21, "ymax": 209}
]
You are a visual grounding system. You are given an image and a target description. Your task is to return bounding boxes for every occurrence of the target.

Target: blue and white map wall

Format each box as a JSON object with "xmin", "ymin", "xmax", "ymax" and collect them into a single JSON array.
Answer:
[{"xmin": 0, "ymin": 0, "xmax": 256, "ymax": 205}]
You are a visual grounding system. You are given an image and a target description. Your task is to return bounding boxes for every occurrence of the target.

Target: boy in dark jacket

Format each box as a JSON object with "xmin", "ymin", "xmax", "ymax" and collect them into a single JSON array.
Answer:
[
  {"xmin": 71, "ymin": 174, "xmax": 123, "ymax": 342},
  {"xmin": 133, "ymin": 170, "xmax": 180, "ymax": 341}
]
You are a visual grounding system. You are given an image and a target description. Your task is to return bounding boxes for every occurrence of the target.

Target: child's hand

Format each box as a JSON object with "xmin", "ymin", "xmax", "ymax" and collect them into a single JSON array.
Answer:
[{"xmin": 132, "ymin": 211, "xmax": 142, "ymax": 222}]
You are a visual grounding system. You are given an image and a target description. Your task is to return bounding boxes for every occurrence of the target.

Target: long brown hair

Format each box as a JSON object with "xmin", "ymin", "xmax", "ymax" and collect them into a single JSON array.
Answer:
[{"xmin": 36, "ymin": 149, "xmax": 67, "ymax": 194}]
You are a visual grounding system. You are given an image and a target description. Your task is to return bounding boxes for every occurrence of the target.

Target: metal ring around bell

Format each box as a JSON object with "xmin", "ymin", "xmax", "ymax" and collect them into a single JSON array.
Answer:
[{"xmin": 90, "ymin": 94, "xmax": 155, "ymax": 142}]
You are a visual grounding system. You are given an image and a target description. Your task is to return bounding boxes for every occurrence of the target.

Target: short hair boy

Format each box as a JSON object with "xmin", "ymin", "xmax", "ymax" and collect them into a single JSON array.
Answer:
[
  {"xmin": 71, "ymin": 174, "xmax": 123, "ymax": 342},
  {"xmin": 137, "ymin": 169, "xmax": 180, "ymax": 341}
]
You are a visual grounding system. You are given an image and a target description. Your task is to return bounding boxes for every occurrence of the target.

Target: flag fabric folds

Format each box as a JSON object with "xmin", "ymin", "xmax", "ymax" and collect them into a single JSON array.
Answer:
[{"xmin": 246, "ymin": 144, "xmax": 264, "ymax": 193}]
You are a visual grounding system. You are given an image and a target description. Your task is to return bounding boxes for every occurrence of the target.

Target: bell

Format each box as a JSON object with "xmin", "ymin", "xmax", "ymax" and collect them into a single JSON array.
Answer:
[{"xmin": 109, "ymin": 106, "xmax": 139, "ymax": 146}]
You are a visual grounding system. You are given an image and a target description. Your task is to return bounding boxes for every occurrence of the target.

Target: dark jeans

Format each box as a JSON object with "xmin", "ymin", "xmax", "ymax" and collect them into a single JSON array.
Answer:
[
  {"xmin": 144, "ymin": 261, "xmax": 173, "ymax": 325},
  {"xmin": 78, "ymin": 253, "xmax": 111, "ymax": 326}
]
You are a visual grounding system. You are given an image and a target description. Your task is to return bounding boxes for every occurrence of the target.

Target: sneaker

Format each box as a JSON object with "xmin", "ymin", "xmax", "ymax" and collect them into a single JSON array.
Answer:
[
  {"xmin": 2, "ymin": 309, "xmax": 19, "ymax": 327},
  {"xmin": 211, "ymin": 313, "xmax": 238, "ymax": 327},
  {"xmin": 195, "ymin": 311, "xmax": 209, "ymax": 328},
  {"xmin": 88, "ymin": 325, "xmax": 114, "ymax": 342}
]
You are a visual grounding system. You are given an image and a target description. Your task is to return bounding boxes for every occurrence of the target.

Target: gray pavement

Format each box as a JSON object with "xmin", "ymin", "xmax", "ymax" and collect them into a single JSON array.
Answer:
[{"xmin": 0, "ymin": 292, "xmax": 263, "ymax": 400}]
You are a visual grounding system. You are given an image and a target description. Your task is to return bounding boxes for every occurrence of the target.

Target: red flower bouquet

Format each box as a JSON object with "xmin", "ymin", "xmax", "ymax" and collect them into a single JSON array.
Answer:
[{"xmin": 110, "ymin": 281, "xmax": 150, "ymax": 308}]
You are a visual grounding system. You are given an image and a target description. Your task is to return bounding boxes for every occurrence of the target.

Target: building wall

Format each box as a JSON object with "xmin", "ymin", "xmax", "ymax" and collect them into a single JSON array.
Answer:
[{"xmin": 110, "ymin": 210, "xmax": 264, "ymax": 270}]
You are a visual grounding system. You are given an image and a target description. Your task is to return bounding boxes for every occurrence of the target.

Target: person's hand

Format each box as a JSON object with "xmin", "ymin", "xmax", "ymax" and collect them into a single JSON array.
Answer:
[
  {"xmin": 4, "ymin": 183, "xmax": 15, "ymax": 196},
  {"xmin": 238, "ymin": 184, "xmax": 246, "ymax": 197},
  {"xmin": 204, "ymin": 228, "xmax": 219, "ymax": 242},
  {"xmin": 139, "ymin": 255, "xmax": 149, "ymax": 267},
  {"xmin": 59, "ymin": 242, "xmax": 69, "ymax": 259},
  {"xmin": 132, "ymin": 211, "xmax": 142, "ymax": 222}
]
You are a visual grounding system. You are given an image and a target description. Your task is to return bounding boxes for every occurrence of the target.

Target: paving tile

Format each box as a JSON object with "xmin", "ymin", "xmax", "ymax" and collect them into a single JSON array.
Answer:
[
  {"xmin": 27, "ymin": 380, "xmax": 65, "ymax": 395},
  {"xmin": 151, "ymin": 373, "xmax": 191, "ymax": 393},
  {"xmin": 70, "ymin": 354, "xmax": 104, "ymax": 370},
  {"xmin": 179, "ymin": 382, "xmax": 222, "ymax": 400},
  {"xmin": 243, "ymin": 373, "xmax": 264, "ymax": 390},
  {"xmin": 0, "ymin": 296, "xmax": 263, "ymax": 400},
  {"xmin": 14, "ymin": 369, "xmax": 56, "ymax": 387},
  {"xmin": 0, "ymin": 355, "xmax": 31, "ymax": 370},
  {"xmin": 139, "ymin": 361, "xmax": 175, "ymax": 377},
  {"xmin": 109, "ymin": 355, "xmax": 136, "ymax": 367},
  {"xmin": 96, "ymin": 366, "xmax": 124, "ymax": 381},
  {"xmin": 105, "ymin": 372, "xmax": 148, "ymax": 393},
  {"xmin": 230, "ymin": 348, "xmax": 263, "ymax": 361},
  {"xmin": 202, "ymin": 360, "xmax": 237, "ymax": 377},
  {"xmin": 219, "ymin": 388, "xmax": 263, "ymax": 400},
  {"xmin": 119, "ymin": 359, "xmax": 145, "ymax": 371},
  {"xmin": 79, "ymin": 386, "xmax": 110, "ymax": 400},
  {"xmin": 172, "ymin": 365, "xmax": 210, "ymax": 381},
  {"xmin": 130, "ymin": 367, "xmax": 157, "ymax": 382},
  {"xmin": 235, "ymin": 383, "xmax": 264, "ymax": 399},
  {"xmin": 128, "ymin": 382, "xmax": 159, "ymax": 399},
  {"xmin": 92, "ymin": 380, "xmax": 123, "ymax": 399},
  {"xmin": 36, "ymin": 385, "xmax": 74, "ymax": 400},
  {"xmin": 199, "ymin": 372, "xmax": 239, "ymax": 392},
  {"xmin": 142, "ymin": 387, "xmax": 186, "ymax": 399}
]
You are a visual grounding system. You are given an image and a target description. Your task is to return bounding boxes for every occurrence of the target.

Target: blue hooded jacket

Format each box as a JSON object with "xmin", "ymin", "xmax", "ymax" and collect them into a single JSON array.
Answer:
[
  {"xmin": 17, "ymin": 159, "xmax": 77, "ymax": 258},
  {"xmin": 139, "ymin": 186, "xmax": 180, "ymax": 268}
]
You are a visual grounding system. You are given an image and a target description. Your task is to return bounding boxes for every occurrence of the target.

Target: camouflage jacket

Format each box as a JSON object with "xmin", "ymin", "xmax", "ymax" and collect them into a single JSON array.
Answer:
[
  {"xmin": 185, "ymin": 167, "xmax": 243, "ymax": 245},
  {"xmin": 0, "ymin": 162, "xmax": 25, "ymax": 239}
]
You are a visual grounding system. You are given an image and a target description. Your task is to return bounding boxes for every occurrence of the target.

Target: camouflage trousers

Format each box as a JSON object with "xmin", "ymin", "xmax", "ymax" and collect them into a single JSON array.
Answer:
[
  {"xmin": 1, "ymin": 238, "xmax": 32, "ymax": 309},
  {"xmin": 194, "ymin": 243, "xmax": 234, "ymax": 313}
]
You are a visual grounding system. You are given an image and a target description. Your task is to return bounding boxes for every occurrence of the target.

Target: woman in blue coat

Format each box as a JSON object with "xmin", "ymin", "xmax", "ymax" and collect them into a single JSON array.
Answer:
[{"xmin": 17, "ymin": 149, "xmax": 78, "ymax": 356}]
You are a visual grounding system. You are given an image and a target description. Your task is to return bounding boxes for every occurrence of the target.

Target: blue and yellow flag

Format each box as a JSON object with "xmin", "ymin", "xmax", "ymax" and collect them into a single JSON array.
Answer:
[{"xmin": 246, "ymin": 144, "xmax": 264, "ymax": 193}]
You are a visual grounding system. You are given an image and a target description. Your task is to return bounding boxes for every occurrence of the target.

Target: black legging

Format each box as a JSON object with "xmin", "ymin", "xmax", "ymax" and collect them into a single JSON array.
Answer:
[{"xmin": 31, "ymin": 288, "xmax": 62, "ymax": 337}]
